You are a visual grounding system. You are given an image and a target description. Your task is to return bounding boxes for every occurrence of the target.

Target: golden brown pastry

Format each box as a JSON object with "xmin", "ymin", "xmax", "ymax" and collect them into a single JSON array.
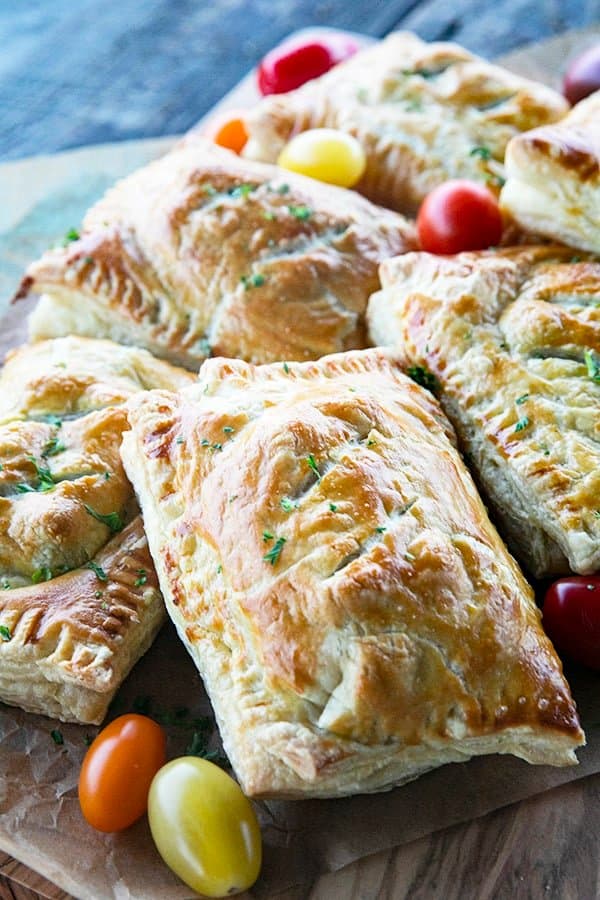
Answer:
[
  {"xmin": 368, "ymin": 246, "xmax": 600, "ymax": 578},
  {"xmin": 16, "ymin": 137, "xmax": 415, "ymax": 369},
  {"xmin": 501, "ymin": 91, "xmax": 600, "ymax": 253},
  {"xmin": 121, "ymin": 348, "xmax": 583, "ymax": 799},
  {"xmin": 0, "ymin": 336, "xmax": 195, "ymax": 724},
  {"xmin": 243, "ymin": 31, "xmax": 569, "ymax": 216}
]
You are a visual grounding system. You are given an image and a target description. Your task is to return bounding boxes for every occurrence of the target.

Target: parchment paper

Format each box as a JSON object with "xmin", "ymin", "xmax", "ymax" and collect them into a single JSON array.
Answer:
[{"xmin": 1, "ymin": 27, "xmax": 599, "ymax": 900}]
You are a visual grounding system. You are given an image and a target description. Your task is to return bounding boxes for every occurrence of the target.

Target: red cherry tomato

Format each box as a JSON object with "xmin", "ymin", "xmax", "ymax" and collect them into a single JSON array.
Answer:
[
  {"xmin": 563, "ymin": 44, "xmax": 600, "ymax": 105},
  {"xmin": 417, "ymin": 180, "xmax": 503, "ymax": 255},
  {"xmin": 202, "ymin": 109, "xmax": 248, "ymax": 154},
  {"xmin": 257, "ymin": 32, "xmax": 360, "ymax": 95},
  {"xmin": 79, "ymin": 714, "xmax": 167, "ymax": 832},
  {"xmin": 543, "ymin": 576, "xmax": 600, "ymax": 670}
]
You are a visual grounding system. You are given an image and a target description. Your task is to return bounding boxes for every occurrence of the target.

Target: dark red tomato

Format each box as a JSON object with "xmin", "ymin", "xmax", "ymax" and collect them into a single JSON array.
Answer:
[
  {"xmin": 563, "ymin": 44, "xmax": 600, "ymax": 105},
  {"xmin": 543, "ymin": 576, "xmax": 600, "ymax": 670},
  {"xmin": 79, "ymin": 714, "xmax": 167, "ymax": 832},
  {"xmin": 257, "ymin": 33, "xmax": 360, "ymax": 96},
  {"xmin": 417, "ymin": 180, "xmax": 503, "ymax": 255}
]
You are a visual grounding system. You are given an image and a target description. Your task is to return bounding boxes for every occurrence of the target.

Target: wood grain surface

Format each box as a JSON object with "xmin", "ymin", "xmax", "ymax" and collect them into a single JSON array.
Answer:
[{"xmin": 2, "ymin": 0, "xmax": 599, "ymax": 161}]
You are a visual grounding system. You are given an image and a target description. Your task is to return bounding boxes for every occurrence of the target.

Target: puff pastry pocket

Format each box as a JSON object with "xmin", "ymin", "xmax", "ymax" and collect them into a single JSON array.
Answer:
[
  {"xmin": 369, "ymin": 246, "xmax": 600, "ymax": 578},
  {"xmin": 121, "ymin": 347, "xmax": 583, "ymax": 800},
  {"xmin": 243, "ymin": 31, "xmax": 569, "ymax": 216},
  {"xmin": 0, "ymin": 336, "xmax": 195, "ymax": 724},
  {"xmin": 501, "ymin": 91, "xmax": 600, "ymax": 254},
  {"xmin": 16, "ymin": 138, "xmax": 415, "ymax": 369}
]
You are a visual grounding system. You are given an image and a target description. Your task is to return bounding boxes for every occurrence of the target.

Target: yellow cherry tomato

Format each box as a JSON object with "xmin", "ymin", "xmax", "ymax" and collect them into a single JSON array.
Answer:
[
  {"xmin": 148, "ymin": 757, "xmax": 262, "ymax": 898},
  {"xmin": 277, "ymin": 128, "xmax": 366, "ymax": 187}
]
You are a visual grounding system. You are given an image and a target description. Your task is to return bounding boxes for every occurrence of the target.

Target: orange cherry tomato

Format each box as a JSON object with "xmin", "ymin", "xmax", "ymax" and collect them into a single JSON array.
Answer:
[
  {"xmin": 78, "ymin": 714, "xmax": 167, "ymax": 832},
  {"xmin": 203, "ymin": 110, "xmax": 249, "ymax": 154}
]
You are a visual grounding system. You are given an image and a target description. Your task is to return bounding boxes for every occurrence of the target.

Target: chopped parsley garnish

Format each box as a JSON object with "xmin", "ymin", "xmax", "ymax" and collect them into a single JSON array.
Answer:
[
  {"xmin": 134, "ymin": 569, "xmax": 148, "ymax": 587},
  {"xmin": 176, "ymin": 436, "xmax": 185, "ymax": 445},
  {"xmin": 263, "ymin": 210, "xmax": 276, "ymax": 221},
  {"xmin": 86, "ymin": 561, "xmax": 108, "ymax": 581},
  {"xmin": 0, "ymin": 625, "xmax": 11, "ymax": 641},
  {"xmin": 50, "ymin": 729, "xmax": 64, "ymax": 746},
  {"xmin": 211, "ymin": 442, "xmax": 222, "ymax": 452},
  {"xmin": 515, "ymin": 394, "xmax": 529, "ymax": 405},
  {"xmin": 223, "ymin": 425, "xmax": 234, "ymax": 434},
  {"xmin": 262, "ymin": 530, "xmax": 274, "ymax": 542},
  {"xmin": 366, "ymin": 438, "xmax": 377, "ymax": 447},
  {"xmin": 584, "ymin": 349, "xmax": 600, "ymax": 383},
  {"xmin": 276, "ymin": 183, "xmax": 290, "ymax": 194},
  {"xmin": 514, "ymin": 416, "xmax": 530, "ymax": 433},
  {"xmin": 84, "ymin": 734, "xmax": 95, "ymax": 747},
  {"xmin": 185, "ymin": 730, "xmax": 228, "ymax": 767},
  {"xmin": 216, "ymin": 564, "xmax": 223, "ymax": 574},
  {"xmin": 594, "ymin": 510, "xmax": 600, "ymax": 520},
  {"xmin": 570, "ymin": 256, "xmax": 581, "ymax": 264},
  {"xmin": 42, "ymin": 414, "xmax": 63, "ymax": 428},
  {"xmin": 228, "ymin": 183, "xmax": 256, "ymax": 199},
  {"xmin": 283, "ymin": 362, "xmax": 290, "ymax": 374},
  {"xmin": 32, "ymin": 566, "xmax": 53, "ymax": 584},
  {"xmin": 201, "ymin": 438, "xmax": 210, "ymax": 447},
  {"xmin": 375, "ymin": 526, "xmax": 387, "ymax": 534},
  {"xmin": 41, "ymin": 437, "xmax": 66, "ymax": 458},
  {"xmin": 104, "ymin": 472, "xmax": 111, "ymax": 480},
  {"xmin": 306, "ymin": 454, "xmax": 321, "ymax": 480},
  {"xmin": 287, "ymin": 204, "xmax": 312, "ymax": 220},
  {"xmin": 402, "ymin": 64, "xmax": 451, "ymax": 79},
  {"xmin": 16, "ymin": 457, "xmax": 56, "ymax": 493},
  {"xmin": 406, "ymin": 365, "xmax": 438, "ymax": 392},
  {"xmin": 329, "ymin": 502, "xmax": 338, "ymax": 512},
  {"xmin": 83, "ymin": 504, "xmax": 124, "ymax": 533},
  {"xmin": 263, "ymin": 536, "xmax": 286, "ymax": 566},
  {"xmin": 62, "ymin": 228, "xmax": 80, "ymax": 245},
  {"xmin": 240, "ymin": 273, "xmax": 266, "ymax": 290},
  {"xmin": 477, "ymin": 93, "xmax": 516, "ymax": 111},
  {"xmin": 470, "ymin": 146, "xmax": 492, "ymax": 160},
  {"xmin": 94, "ymin": 590, "xmax": 103, "ymax": 599},
  {"xmin": 201, "ymin": 183, "xmax": 217, "ymax": 196},
  {"xmin": 280, "ymin": 497, "xmax": 296, "ymax": 512},
  {"xmin": 485, "ymin": 172, "xmax": 506, "ymax": 188},
  {"xmin": 1, "ymin": 581, "xmax": 10, "ymax": 590}
]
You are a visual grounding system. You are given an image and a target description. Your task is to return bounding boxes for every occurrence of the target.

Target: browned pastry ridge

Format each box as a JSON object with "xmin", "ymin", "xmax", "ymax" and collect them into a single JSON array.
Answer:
[
  {"xmin": 501, "ymin": 90, "xmax": 600, "ymax": 254},
  {"xmin": 121, "ymin": 348, "xmax": 583, "ymax": 799},
  {"xmin": 368, "ymin": 246, "xmax": 600, "ymax": 578},
  {"xmin": 15, "ymin": 137, "xmax": 415, "ymax": 369},
  {"xmin": 243, "ymin": 31, "xmax": 569, "ymax": 216},
  {"xmin": 0, "ymin": 336, "xmax": 195, "ymax": 724}
]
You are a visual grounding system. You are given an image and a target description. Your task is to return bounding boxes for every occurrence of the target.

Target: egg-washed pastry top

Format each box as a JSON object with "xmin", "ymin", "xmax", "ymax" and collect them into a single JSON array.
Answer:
[
  {"xmin": 0, "ymin": 336, "xmax": 194, "ymax": 724},
  {"xmin": 501, "ymin": 90, "xmax": 600, "ymax": 254},
  {"xmin": 15, "ymin": 137, "xmax": 415, "ymax": 370},
  {"xmin": 368, "ymin": 246, "xmax": 600, "ymax": 579},
  {"xmin": 121, "ymin": 347, "xmax": 583, "ymax": 799},
  {"xmin": 242, "ymin": 31, "xmax": 569, "ymax": 216}
]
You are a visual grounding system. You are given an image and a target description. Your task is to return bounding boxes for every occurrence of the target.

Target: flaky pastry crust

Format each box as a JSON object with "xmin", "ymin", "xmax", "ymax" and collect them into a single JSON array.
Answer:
[
  {"xmin": 501, "ymin": 91, "xmax": 600, "ymax": 253},
  {"xmin": 16, "ymin": 138, "xmax": 415, "ymax": 369},
  {"xmin": 0, "ymin": 336, "xmax": 194, "ymax": 723},
  {"xmin": 368, "ymin": 246, "xmax": 600, "ymax": 577},
  {"xmin": 121, "ymin": 348, "xmax": 583, "ymax": 799},
  {"xmin": 243, "ymin": 31, "xmax": 568, "ymax": 216}
]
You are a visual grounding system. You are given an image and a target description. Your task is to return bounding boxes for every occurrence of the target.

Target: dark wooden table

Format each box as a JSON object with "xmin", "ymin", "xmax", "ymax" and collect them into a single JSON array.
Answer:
[
  {"xmin": 2, "ymin": 0, "xmax": 599, "ymax": 162},
  {"xmin": 2, "ymin": 3, "xmax": 600, "ymax": 899}
]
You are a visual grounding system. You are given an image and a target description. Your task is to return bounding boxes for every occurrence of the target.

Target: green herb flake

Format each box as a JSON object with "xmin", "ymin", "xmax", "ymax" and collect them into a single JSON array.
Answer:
[
  {"xmin": 283, "ymin": 362, "xmax": 290, "ymax": 374},
  {"xmin": 306, "ymin": 454, "xmax": 321, "ymax": 480},
  {"xmin": 133, "ymin": 695, "xmax": 153, "ymax": 715},
  {"xmin": 287, "ymin": 204, "xmax": 312, "ymax": 220},
  {"xmin": 83, "ymin": 256, "xmax": 94, "ymax": 265},
  {"xmin": 84, "ymin": 734, "xmax": 94, "ymax": 746},
  {"xmin": 570, "ymin": 256, "xmax": 581, "ymax": 264},
  {"xmin": 406, "ymin": 365, "xmax": 438, "ymax": 392},
  {"xmin": 485, "ymin": 172, "xmax": 506, "ymax": 188},
  {"xmin": 201, "ymin": 438, "xmax": 211, "ymax": 447},
  {"xmin": 276, "ymin": 183, "xmax": 290, "ymax": 194},
  {"xmin": 470, "ymin": 146, "xmax": 492, "ymax": 160},
  {"xmin": 84, "ymin": 504, "xmax": 124, "ymax": 533},
  {"xmin": 514, "ymin": 416, "xmax": 530, "ymax": 433},
  {"xmin": 280, "ymin": 497, "xmax": 295, "ymax": 512},
  {"xmin": 216, "ymin": 564, "xmax": 223, "ymax": 574},
  {"xmin": 366, "ymin": 439, "xmax": 377, "ymax": 447},
  {"xmin": 201, "ymin": 183, "xmax": 217, "ymax": 196},
  {"xmin": 594, "ymin": 510, "xmax": 600, "ymax": 519},
  {"xmin": 104, "ymin": 472, "xmax": 111, "ymax": 480},
  {"xmin": 134, "ymin": 569, "xmax": 148, "ymax": 587},
  {"xmin": 62, "ymin": 227, "xmax": 80, "ymax": 245},
  {"xmin": 515, "ymin": 394, "xmax": 529, "ymax": 405},
  {"xmin": 404, "ymin": 551, "xmax": 416, "ymax": 561},
  {"xmin": 584, "ymin": 349, "xmax": 600, "ymax": 383},
  {"xmin": 263, "ymin": 210, "xmax": 276, "ymax": 221},
  {"xmin": 86, "ymin": 560, "xmax": 108, "ymax": 581},
  {"xmin": 50, "ymin": 729, "xmax": 64, "ymax": 746},
  {"xmin": 94, "ymin": 590, "xmax": 103, "ymax": 599},
  {"xmin": 223, "ymin": 425, "xmax": 234, "ymax": 434},
  {"xmin": 176, "ymin": 436, "xmax": 185, "ymax": 445},
  {"xmin": 402, "ymin": 66, "xmax": 447, "ymax": 79},
  {"xmin": 240, "ymin": 273, "xmax": 266, "ymax": 290},
  {"xmin": 228, "ymin": 183, "xmax": 256, "ymax": 199},
  {"xmin": 41, "ymin": 437, "xmax": 66, "ymax": 458},
  {"xmin": 375, "ymin": 526, "xmax": 387, "ymax": 534},
  {"xmin": 16, "ymin": 457, "xmax": 57, "ymax": 493},
  {"xmin": 263, "ymin": 536, "xmax": 286, "ymax": 566},
  {"xmin": 42, "ymin": 414, "xmax": 63, "ymax": 428},
  {"xmin": 1, "ymin": 580, "xmax": 10, "ymax": 590},
  {"xmin": 329, "ymin": 502, "xmax": 338, "ymax": 513},
  {"xmin": 262, "ymin": 530, "xmax": 274, "ymax": 543},
  {"xmin": 31, "ymin": 566, "xmax": 53, "ymax": 584},
  {"xmin": 0, "ymin": 625, "xmax": 11, "ymax": 641}
]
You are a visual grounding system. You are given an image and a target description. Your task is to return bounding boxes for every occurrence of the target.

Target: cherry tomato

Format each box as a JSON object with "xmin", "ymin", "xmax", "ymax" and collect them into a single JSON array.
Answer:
[
  {"xmin": 563, "ymin": 44, "xmax": 600, "ymax": 105},
  {"xmin": 78, "ymin": 714, "xmax": 166, "ymax": 832},
  {"xmin": 202, "ymin": 109, "xmax": 248, "ymax": 154},
  {"xmin": 257, "ymin": 33, "xmax": 360, "ymax": 96},
  {"xmin": 417, "ymin": 180, "xmax": 503, "ymax": 254},
  {"xmin": 543, "ymin": 576, "xmax": 600, "ymax": 670},
  {"xmin": 148, "ymin": 757, "xmax": 262, "ymax": 898},
  {"xmin": 277, "ymin": 128, "xmax": 366, "ymax": 187}
]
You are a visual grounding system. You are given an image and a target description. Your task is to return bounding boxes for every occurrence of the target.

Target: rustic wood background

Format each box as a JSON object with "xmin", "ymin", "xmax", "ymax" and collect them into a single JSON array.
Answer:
[{"xmin": 1, "ymin": 0, "xmax": 599, "ymax": 161}]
